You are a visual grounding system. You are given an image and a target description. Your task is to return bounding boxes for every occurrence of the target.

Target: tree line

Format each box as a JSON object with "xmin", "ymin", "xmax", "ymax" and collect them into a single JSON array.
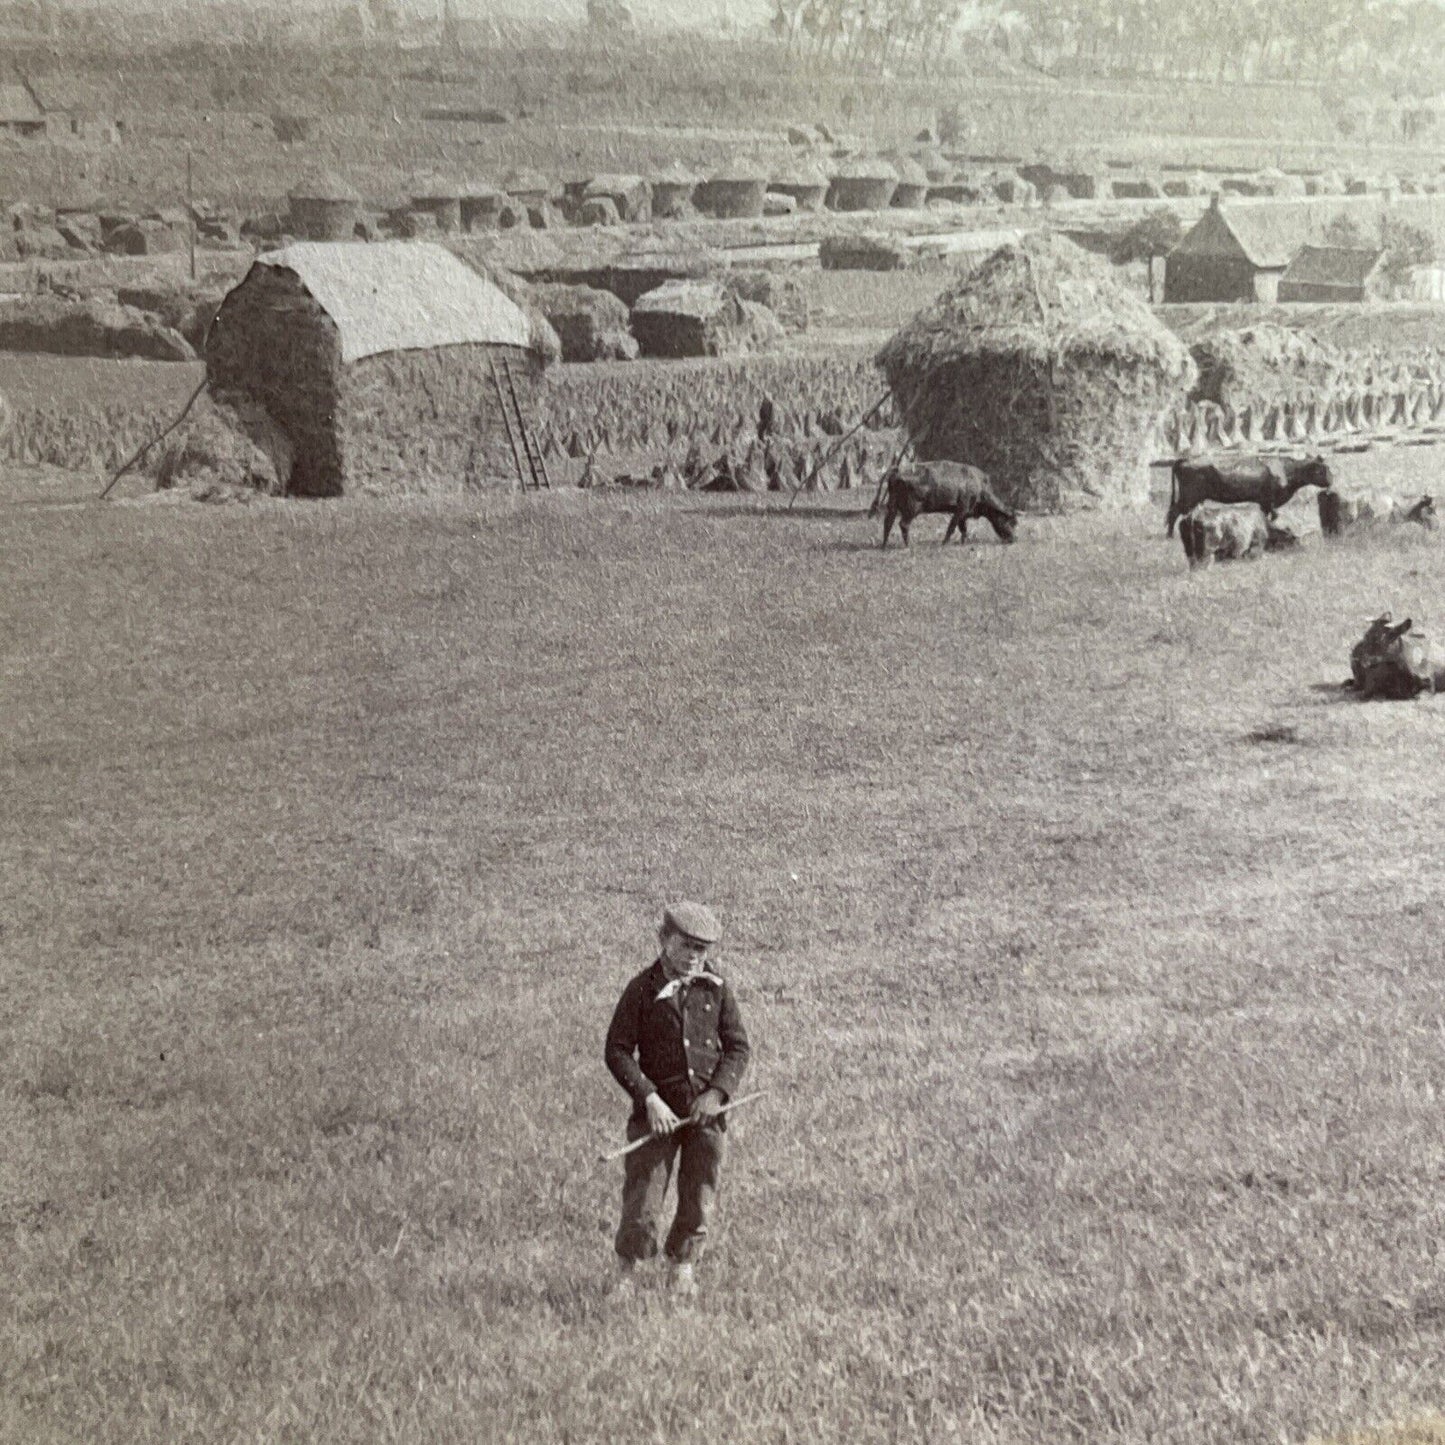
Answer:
[{"xmin": 770, "ymin": 0, "xmax": 1445, "ymax": 93}]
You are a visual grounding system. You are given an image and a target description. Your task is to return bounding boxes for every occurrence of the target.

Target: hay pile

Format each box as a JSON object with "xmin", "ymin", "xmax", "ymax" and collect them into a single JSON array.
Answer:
[
  {"xmin": 1189, "ymin": 323, "xmax": 1346, "ymax": 408},
  {"xmin": 877, "ymin": 231, "xmax": 1197, "ymax": 511},
  {"xmin": 529, "ymin": 282, "xmax": 638, "ymax": 361},
  {"xmin": 155, "ymin": 390, "xmax": 293, "ymax": 498}
]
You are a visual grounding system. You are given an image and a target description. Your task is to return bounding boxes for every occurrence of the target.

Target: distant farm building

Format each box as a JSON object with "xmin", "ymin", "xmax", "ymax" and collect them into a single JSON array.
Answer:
[
  {"xmin": 1164, "ymin": 197, "xmax": 1316, "ymax": 303},
  {"xmin": 206, "ymin": 241, "xmax": 560, "ymax": 496},
  {"xmin": 0, "ymin": 81, "xmax": 46, "ymax": 138},
  {"xmin": 1277, "ymin": 245, "xmax": 1387, "ymax": 302}
]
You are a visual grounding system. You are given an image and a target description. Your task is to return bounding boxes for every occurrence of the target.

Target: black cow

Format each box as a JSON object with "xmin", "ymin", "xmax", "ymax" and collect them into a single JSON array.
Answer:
[
  {"xmin": 880, "ymin": 461, "xmax": 1018, "ymax": 549},
  {"xmin": 1165, "ymin": 454, "xmax": 1333, "ymax": 537},
  {"xmin": 1349, "ymin": 613, "xmax": 1440, "ymax": 700}
]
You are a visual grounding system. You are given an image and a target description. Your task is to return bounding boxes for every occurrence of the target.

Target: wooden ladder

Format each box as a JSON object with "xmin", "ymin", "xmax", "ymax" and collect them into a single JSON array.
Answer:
[{"xmin": 490, "ymin": 355, "xmax": 550, "ymax": 490}]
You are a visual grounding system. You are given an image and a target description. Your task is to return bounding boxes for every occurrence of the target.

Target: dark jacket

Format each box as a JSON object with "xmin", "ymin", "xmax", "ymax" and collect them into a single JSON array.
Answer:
[{"xmin": 604, "ymin": 960, "xmax": 750, "ymax": 1124}]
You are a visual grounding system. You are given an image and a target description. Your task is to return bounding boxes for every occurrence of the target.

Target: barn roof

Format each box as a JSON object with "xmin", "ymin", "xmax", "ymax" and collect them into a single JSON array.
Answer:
[
  {"xmin": 0, "ymin": 83, "xmax": 44, "ymax": 124},
  {"xmin": 1172, "ymin": 199, "xmax": 1317, "ymax": 269},
  {"xmin": 255, "ymin": 241, "xmax": 535, "ymax": 363},
  {"xmin": 1280, "ymin": 244, "xmax": 1385, "ymax": 288}
]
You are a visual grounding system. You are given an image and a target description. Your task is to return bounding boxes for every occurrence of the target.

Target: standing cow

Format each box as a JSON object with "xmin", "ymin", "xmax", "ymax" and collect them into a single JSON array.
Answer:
[
  {"xmin": 1165, "ymin": 454, "xmax": 1333, "ymax": 536},
  {"xmin": 880, "ymin": 461, "xmax": 1018, "ymax": 549}
]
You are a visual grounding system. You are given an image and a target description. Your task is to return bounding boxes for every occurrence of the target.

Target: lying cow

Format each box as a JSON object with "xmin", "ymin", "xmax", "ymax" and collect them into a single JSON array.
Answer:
[
  {"xmin": 1319, "ymin": 490, "xmax": 1437, "ymax": 536},
  {"xmin": 1166, "ymin": 453, "xmax": 1333, "ymax": 537},
  {"xmin": 1179, "ymin": 501, "xmax": 1301, "ymax": 568},
  {"xmin": 880, "ymin": 461, "xmax": 1018, "ymax": 549},
  {"xmin": 1349, "ymin": 613, "xmax": 1440, "ymax": 699}
]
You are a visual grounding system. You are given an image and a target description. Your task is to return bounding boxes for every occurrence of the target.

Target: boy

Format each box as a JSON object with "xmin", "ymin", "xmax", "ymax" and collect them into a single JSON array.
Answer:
[{"xmin": 603, "ymin": 901, "xmax": 751, "ymax": 1296}]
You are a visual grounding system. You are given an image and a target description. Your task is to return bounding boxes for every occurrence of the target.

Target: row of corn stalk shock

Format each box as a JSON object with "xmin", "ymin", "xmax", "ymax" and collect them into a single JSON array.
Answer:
[
  {"xmin": 576, "ymin": 429, "xmax": 905, "ymax": 493},
  {"xmin": 1, "ymin": 403, "xmax": 168, "ymax": 475},
  {"xmin": 1165, "ymin": 382, "xmax": 1445, "ymax": 455}
]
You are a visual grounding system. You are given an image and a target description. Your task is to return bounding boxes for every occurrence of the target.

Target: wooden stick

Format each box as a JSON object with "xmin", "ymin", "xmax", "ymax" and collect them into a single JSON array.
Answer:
[
  {"xmin": 598, "ymin": 1090, "xmax": 768, "ymax": 1163},
  {"xmin": 99, "ymin": 377, "xmax": 209, "ymax": 500},
  {"xmin": 786, "ymin": 392, "xmax": 891, "ymax": 508}
]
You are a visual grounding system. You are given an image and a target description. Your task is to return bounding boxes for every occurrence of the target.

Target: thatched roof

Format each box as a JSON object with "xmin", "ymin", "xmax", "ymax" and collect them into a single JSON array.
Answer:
[
  {"xmin": 1279, "ymin": 244, "xmax": 1385, "ymax": 288},
  {"xmin": 832, "ymin": 156, "xmax": 899, "ymax": 181},
  {"xmin": 633, "ymin": 279, "xmax": 738, "ymax": 324},
  {"xmin": 771, "ymin": 158, "xmax": 830, "ymax": 187},
  {"xmin": 1172, "ymin": 199, "xmax": 1318, "ymax": 269},
  {"xmin": 457, "ymin": 179, "xmax": 506, "ymax": 201},
  {"xmin": 884, "ymin": 154, "xmax": 929, "ymax": 187},
  {"xmin": 708, "ymin": 157, "xmax": 770, "ymax": 182},
  {"xmin": 878, "ymin": 231, "xmax": 1194, "ymax": 374},
  {"xmin": 650, "ymin": 160, "xmax": 700, "ymax": 185},
  {"xmin": 0, "ymin": 83, "xmax": 44, "ymax": 124},
  {"xmin": 289, "ymin": 171, "xmax": 361, "ymax": 203},
  {"xmin": 504, "ymin": 168, "xmax": 555, "ymax": 197},
  {"xmin": 410, "ymin": 172, "xmax": 463, "ymax": 202},
  {"xmin": 250, "ymin": 241, "xmax": 552, "ymax": 364}
]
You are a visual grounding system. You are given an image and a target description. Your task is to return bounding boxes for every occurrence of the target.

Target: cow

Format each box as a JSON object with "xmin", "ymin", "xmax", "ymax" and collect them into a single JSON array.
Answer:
[
  {"xmin": 1178, "ymin": 501, "xmax": 1301, "ymax": 568},
  {"xmin": 880, "ymin": 461, "xmax": 1018, "ymax": 549},
  {"xmin": 1165, "ymin": 453, "xmax": 1333, "ymax": 537},
  {"xmin": 1319, "ymin": 490, "xmax": 1437, "ymax": 536},
  {"xmin": 1349, "ymin": 613, "xmax": 1439, "ymax": 699}
]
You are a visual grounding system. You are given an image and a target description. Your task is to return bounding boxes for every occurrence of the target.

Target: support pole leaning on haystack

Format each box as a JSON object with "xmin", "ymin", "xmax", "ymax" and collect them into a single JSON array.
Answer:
[
  {"xmin": 865, "ymin": 437, "xmax": 916, "ymax": 517},
  {"xmin": 786, "ymin": 390, "xmax": 893, "ymax": 509},
  {"xmin": 99, "ymin": 377, "xmax": 210, "ymax": 500}
]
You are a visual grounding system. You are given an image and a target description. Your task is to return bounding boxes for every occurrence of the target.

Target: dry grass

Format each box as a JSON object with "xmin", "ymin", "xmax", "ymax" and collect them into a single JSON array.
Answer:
[{"xmin": 7, "ymin": 478, "xmax": 1445, "ymax": 1442}]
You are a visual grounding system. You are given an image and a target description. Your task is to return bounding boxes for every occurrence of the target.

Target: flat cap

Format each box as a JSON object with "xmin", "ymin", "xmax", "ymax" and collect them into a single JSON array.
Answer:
[{"xmin": 663, "ymin": 901, "xmax": 722, "ymax": 943}]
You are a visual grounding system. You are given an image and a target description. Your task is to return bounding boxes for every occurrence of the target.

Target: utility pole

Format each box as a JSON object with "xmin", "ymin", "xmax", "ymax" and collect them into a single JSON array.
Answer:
[{"xmin": 186, "ymin": 152, "xmax": 196, "ymax": 283}]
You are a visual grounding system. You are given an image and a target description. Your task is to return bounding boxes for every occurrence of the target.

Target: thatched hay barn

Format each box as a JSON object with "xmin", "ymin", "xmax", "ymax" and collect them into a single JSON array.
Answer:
[
  {"xmin": 697, "ymin": 160, "xmax": 769, "ymax": 219},
  {"xmin": 769, "ymin": 159, "xmax": 829, "ymax": 213},
  {"xmin": 409, "ymin": 175, "xmax": 463, "ymax": 234},
  {"xmin": 877, "ymin": 232, "xmax": 1196, "ymax": 512},
  {"xmin": 288, "ymin": 174, "xmax": 362, "ymax": 241},
  {"xmin": 886, "ymin": 155, "xmax": 929, "ymax": 208},
  {"xmin": 584, "ymin": 174, "xmax": 652, "ymax": 223},
  {"xmin": 827, "ymin": 157, "xmax": 898, "ymax": 211},
  {"xmin": 650, "ymin": 162, "xmax": 699, "ymax": 219},
  {"xmin": 459, "ymin": 181, "xmax": 507, "ymax": 232},
  {"xmin": 207, "ymin": 242, "xmax": 559, "ymax": 497}
]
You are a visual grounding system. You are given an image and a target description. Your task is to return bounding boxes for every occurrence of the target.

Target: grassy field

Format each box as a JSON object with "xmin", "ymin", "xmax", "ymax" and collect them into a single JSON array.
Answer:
[{"xmin": 8, "ymin": 473, "xmax": 1445, "ymax": 1443}]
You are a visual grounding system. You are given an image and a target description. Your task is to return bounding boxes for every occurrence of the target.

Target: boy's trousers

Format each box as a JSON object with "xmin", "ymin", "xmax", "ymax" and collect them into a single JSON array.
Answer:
[{"xmin": 614, "ymin": 1119, "xmax": 725, "ymax": 1265}]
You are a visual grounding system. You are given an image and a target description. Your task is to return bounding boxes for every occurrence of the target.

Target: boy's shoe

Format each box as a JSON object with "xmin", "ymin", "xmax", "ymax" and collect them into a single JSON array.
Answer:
[{"xmin": 668, "ymin": 1262, "xmax": 697, "ymax": 1298}]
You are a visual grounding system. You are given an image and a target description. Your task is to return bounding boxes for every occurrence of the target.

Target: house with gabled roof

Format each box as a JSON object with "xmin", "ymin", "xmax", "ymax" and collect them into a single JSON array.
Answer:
[
  {"xmin": 1278, "ymin": 244, "xmax": 1387, "ymax": 302},
  {"xmin": 0, "ymin": 78, "xmax": 46, "ymax": 138},
  {"xmin": 1163, "ymin": 196, "xmax": 1320, "ymax": 303}
]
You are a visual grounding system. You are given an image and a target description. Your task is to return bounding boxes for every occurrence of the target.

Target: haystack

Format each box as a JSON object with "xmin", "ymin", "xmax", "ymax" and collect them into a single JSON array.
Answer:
[
  {"xmin": 697, "ymin": 159, "xmax": 769, "ymax": 219},
  {"xmin": 583, "ymin": 174, "xmax": 652, "ymax": 223},
  {"xmin": 207, "ymin": 241, "xmax": 559, "ymax": 496},
  {"xmin": 768, "ymin": 158, "xmax": 829, "ymax": 212},
  {"xmin": 1189, "ymin": 323, "xmax": 1345, "ymax": 407},
  {"xmin": 877, "ymin": 232, "xmax": 1196, "ymax": 511},
  {"xmin": 650, "ymin": 162, "xmax": 699, "ymax": 219},
  {"xmin": 155, "ymin": 390, "xmax": 293, "ymax": 497},
  {"xmin": 409, "ymin": 174, "xmax": 463, "ymax": 233},
  {"xmin": 827, "ymin": 157, "xmax": 898, "ymax": 211},
  {"xmin": 631, "ymin": 279, "xmax": 778, "ymax": 358},
  {"xmin": 287, "ymin": 172, "xmax": 362, "ymax": 241},
  {"xmin": 459, "ymin": 181, "xmax": 508, "ymax": 232},
  {"xmin": 885, "ymin": 155, "xmax": 929, "ymax": 208},
  {"xmin": 530, "ymin": 282, "xmax": 638, "ymax": 361}
]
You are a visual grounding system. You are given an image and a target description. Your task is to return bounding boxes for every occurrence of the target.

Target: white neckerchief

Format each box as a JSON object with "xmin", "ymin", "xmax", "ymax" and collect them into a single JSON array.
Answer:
[{"xmin": 655, "ymin": 968, "xmax": 723, "ymax": 1002}]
